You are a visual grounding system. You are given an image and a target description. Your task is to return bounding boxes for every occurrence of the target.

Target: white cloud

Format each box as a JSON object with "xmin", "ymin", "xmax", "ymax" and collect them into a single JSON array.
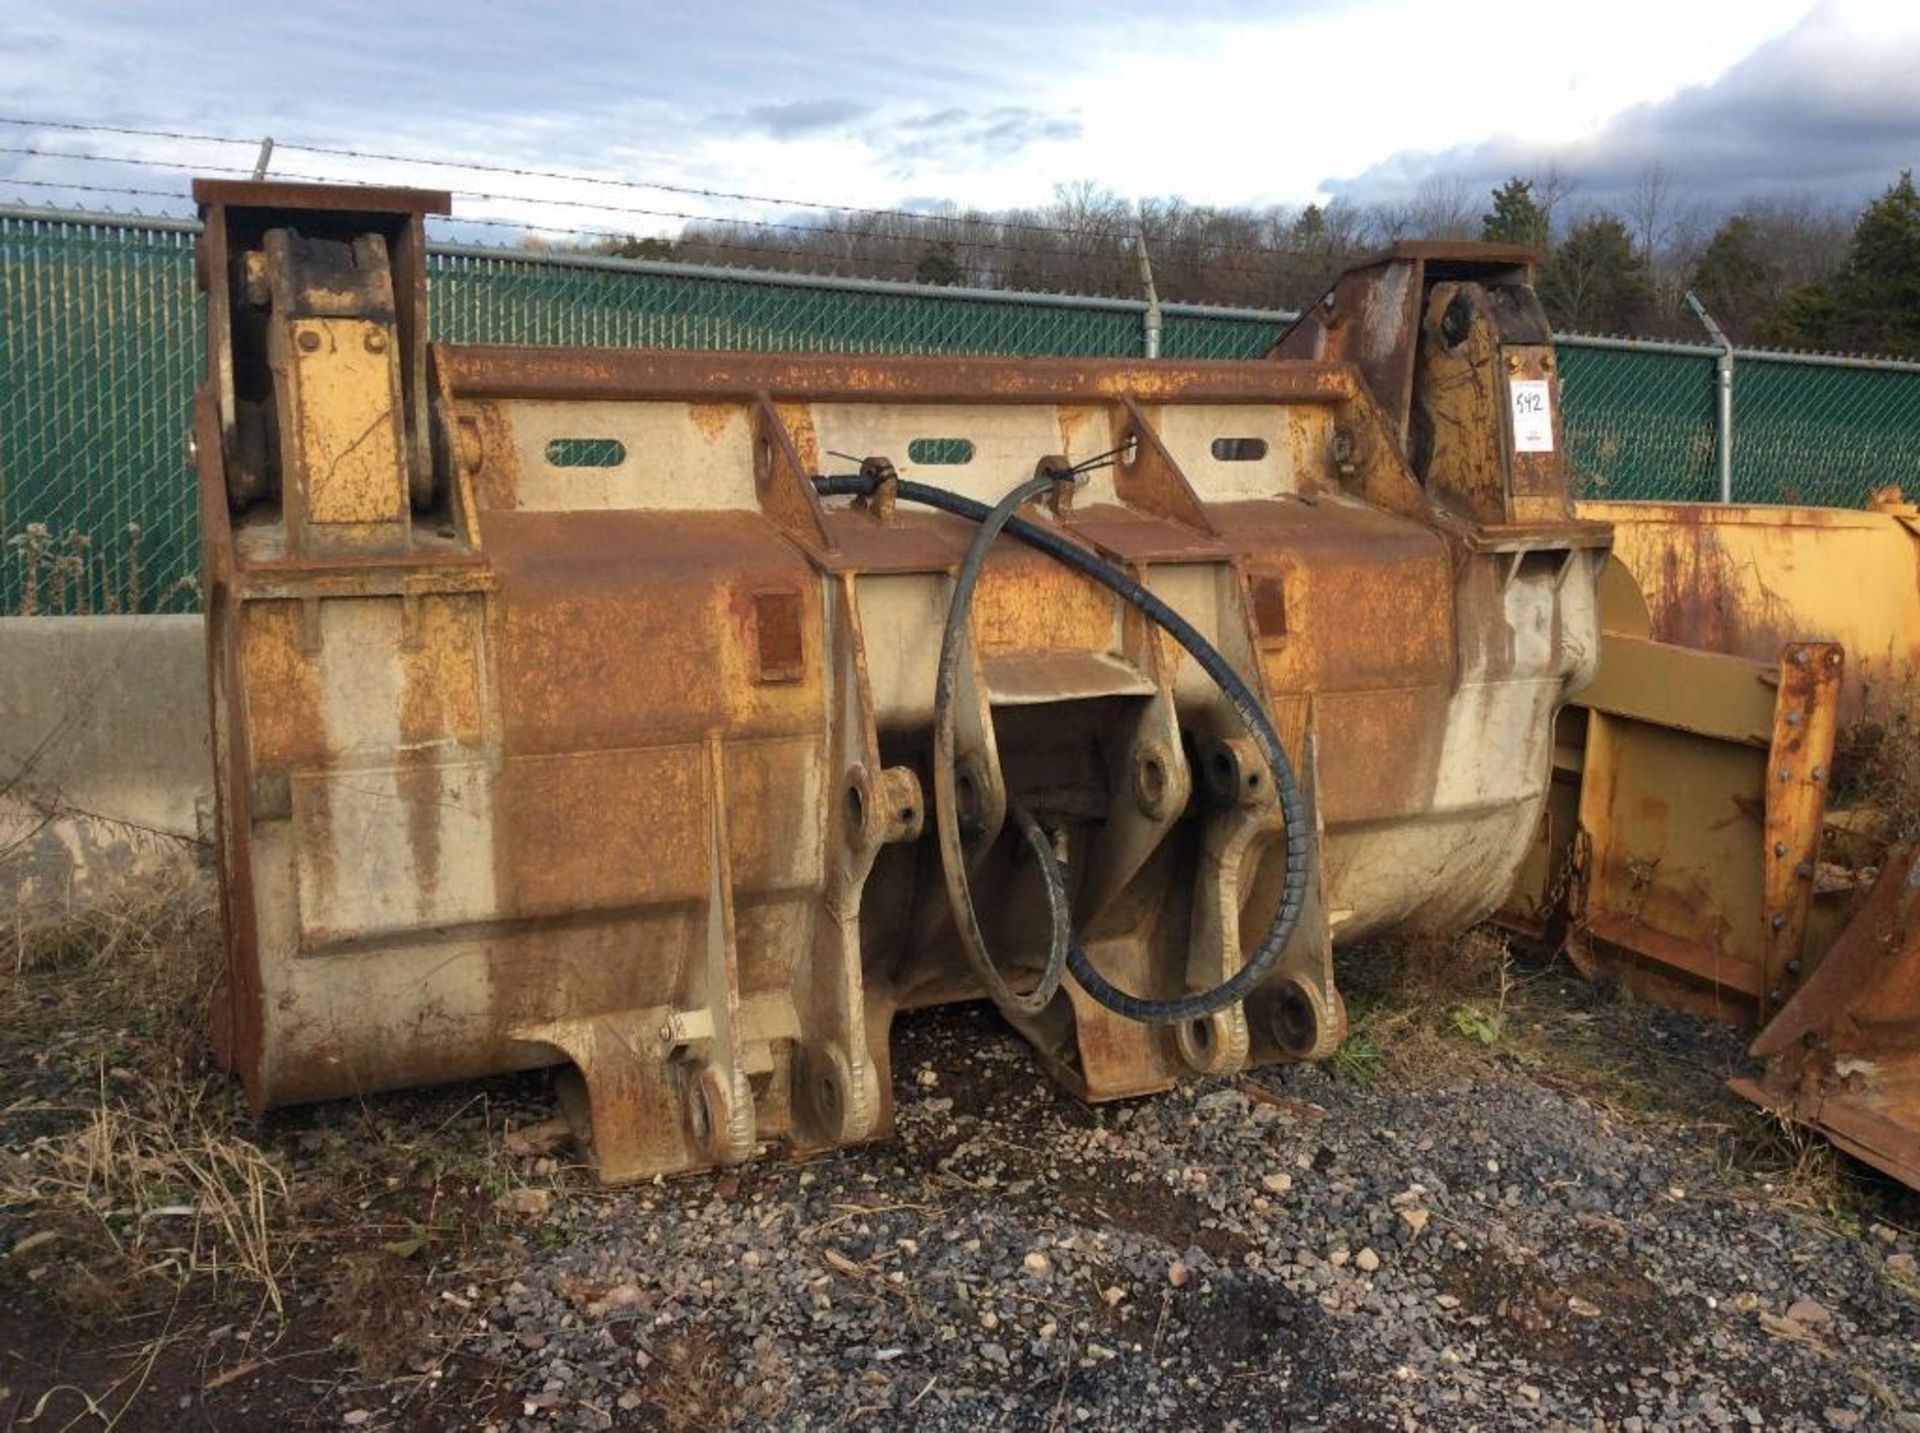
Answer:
[{"xmin": 0, "ymin": 0, "xmax": 1906, "ymax": 235}]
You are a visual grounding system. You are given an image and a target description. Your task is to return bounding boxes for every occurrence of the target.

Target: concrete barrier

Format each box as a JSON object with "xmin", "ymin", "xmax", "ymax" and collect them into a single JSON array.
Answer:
[{"xmin": 0, "ymin": 615, "xmax": 212, "ymax": 915}]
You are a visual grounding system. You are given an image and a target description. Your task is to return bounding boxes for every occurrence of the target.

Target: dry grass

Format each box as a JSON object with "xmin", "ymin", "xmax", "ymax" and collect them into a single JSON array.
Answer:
[
  {"xmin": 1334, "ymin": 926, "xmax": 1521, "ymax": 1084},
  {"xmin": 4, "ymin": 871, "xmax": 220, "ymax": 1059},
  {"xmin": 641, "ymin": 1328, "xmax": 798, "ymax": 1432},
  {"xmin": 3, "ymin": 520, "xmax": 200, "ymax": 617},
  {"xmin": 1726, "ymin": 1108, "xmax": 1865, "ymax": 1229},
  {"xmin": 0, "ymin": 875, "xmax": 295, "ymax": 1324},
  {"xmin": 1340, "ymin": 925, "xmax": 1731, "ymax": 1140},
  {"xmin": 1847, "ymin": 693, "xmax": 1920, "ymax": 844}
]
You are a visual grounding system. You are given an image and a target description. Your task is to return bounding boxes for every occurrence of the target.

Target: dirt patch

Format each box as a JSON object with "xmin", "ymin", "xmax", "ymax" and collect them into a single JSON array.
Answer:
[{"xmin": 1441, "ymin": 1246, "xmax": 1669, "ymax": 1371}]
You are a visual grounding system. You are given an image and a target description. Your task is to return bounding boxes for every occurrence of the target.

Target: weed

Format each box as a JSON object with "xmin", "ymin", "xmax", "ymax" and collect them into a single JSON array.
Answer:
[
  {"xmin": 326, "ymin": 1249, "xmax": 431, "ymax": 1379},
  {"xmin": 3, "ymin": 520, "xmax": 197, "ymax": 616},
  {"xmin": 1449, "ymin": 1002, "xmax": 1505, "ymax": 1046},
  {"xmin": 1329, "ymin": 1029, "xmax": 1384, "ymax": 1085},
  {"xmin": 1831, "ymin": 679, "xmax": 1920, "ymax": 854}
]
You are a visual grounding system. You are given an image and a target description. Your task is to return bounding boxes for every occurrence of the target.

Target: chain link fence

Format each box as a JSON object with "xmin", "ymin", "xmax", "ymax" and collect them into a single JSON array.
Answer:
[
  {"xmin": 1555, "ymin": 336, "xmax": 1920, "ymax": 504},
  {"xmin": 7, "ymin": 204, "xmax": 1920, "ymax": 613},
  {"xmin": 1, "ymin": 212, "xmax": 201, "ymax": 615}
]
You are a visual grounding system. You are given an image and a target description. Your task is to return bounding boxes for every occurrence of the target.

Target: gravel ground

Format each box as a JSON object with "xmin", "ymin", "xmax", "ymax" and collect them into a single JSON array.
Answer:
[
  {"xmin": 427, "ymin": 995, "xmax": 1919, "ymax": 1433},
  {"xmin": 5, "ymin": 928, "xmax": 1918, "ymax": 1431}
]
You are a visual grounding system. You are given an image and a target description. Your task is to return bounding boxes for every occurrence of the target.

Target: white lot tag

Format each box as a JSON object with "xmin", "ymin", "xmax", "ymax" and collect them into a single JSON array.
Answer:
[{"xmin": 1510, "ymin": 378, "xmax": 1554, "ymax": 453}]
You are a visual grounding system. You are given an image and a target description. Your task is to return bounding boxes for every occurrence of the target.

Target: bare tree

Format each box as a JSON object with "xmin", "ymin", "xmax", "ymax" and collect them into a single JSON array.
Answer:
[
  {"xmin": 1535, "ymin": 162, "xmax": 1578, "ymax": 244},
  {"xmin": 1410, "ymin": 174, "xmax": 1476, "ymax": 240},
  {"xmin": 1628, "ymin": 162, "xmax": 1674, "ymax": 265}
]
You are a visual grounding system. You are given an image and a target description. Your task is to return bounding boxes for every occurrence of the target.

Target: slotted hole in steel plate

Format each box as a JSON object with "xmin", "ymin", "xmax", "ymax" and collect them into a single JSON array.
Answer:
[
  {"xmin": 906, "ymin": 437, "xmax": 975, "ymax": 465},
  {"xmin": 544, "ymin": 437, "xmax": 627, "ymax": 467}
]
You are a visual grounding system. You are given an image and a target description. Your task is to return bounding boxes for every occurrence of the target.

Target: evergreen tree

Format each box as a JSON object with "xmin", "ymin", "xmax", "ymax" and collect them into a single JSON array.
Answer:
[
  {"xmin": 1482, "ymin": 178, "xmax": 1548, "ymax": 250},
  {"xmin": 1540, "ymin": 214, "xmax": 1655, "ymax": 332},
  {"xmin": 914, "ymin": 240, "xmax": 964, "ymax": 287},
  {"xmin": 1690, "ymin": 215, "xmax": 1778, "ymax": 341},
  {"xmin": 1772, "ymin": 172, "xmax": 1920, "ymax": 356},
  {"xmin": 602, "ymin": 235, "xmax": 675, "ymax": 260}
]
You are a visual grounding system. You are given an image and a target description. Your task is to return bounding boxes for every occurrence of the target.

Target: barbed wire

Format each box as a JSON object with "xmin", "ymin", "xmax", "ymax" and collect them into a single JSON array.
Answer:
[
  {"xmin": 0, "ymin": 113, "xmax": 1308, "ymax": 249},
  {"xmin": 0, "ymin": 176, "xmax": 976, "ymax": 278},
  {"xmin": 0, "ymin": 142, "xmax": 1301, "ymax": 284}
]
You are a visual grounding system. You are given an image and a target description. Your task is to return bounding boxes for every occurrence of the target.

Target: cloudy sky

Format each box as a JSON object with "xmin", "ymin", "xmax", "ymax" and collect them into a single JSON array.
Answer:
[{"xmin": 0, "ymin": 0, "xmax": 1913, "ymax": 237}]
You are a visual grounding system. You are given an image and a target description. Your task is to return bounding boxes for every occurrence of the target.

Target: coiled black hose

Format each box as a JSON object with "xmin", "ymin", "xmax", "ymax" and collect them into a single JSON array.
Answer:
[
  {"xmin": 931, "ymin": 471, "xmax": 1073, "ymax": 1017},
  {"xmin": 814, "ymin": 471, "xmax": 1311, "ymax": 1024}
]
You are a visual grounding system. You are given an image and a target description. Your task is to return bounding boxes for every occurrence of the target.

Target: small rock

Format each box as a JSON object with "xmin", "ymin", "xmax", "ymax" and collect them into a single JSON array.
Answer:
[
  {"xmin": 1196, "ymin": 1088, "xmax": 1248, "ymax": 1117},
  {"xmin": 1261, "ymin": 1172, "xmax": 1293, "ymax": 1195},
  {"xmin": 1786, "ymin": 1298, "xmax": 1830, "ymax": 1325},
  {"xmin": 586, "ymin": 1282, "xmax": 641, "ymax": 1317},
  {"xmin": 980, "ymin": 1342, "xmax": 1009, "ymax": 1368},
  {"xmin": 916, "ymin": 1068, "xmax": 940, "ymax": 1088},
  {"xmin": 1023, "ymin": 1251, "xmax": 1051, "ymax": 1278},
  {"xmin": 1101, "ymin": 1285, "xmax": 1127, "ymax": 1307},
  {"xmin": 1399, "ymin": 1208, "xmax": 1430, "ymax": 1235},
  {"xmin": 1567, "ymin": 1295, "xmax": 1601, "ymax": 1318},
  {"xmin": 498, "ymin": 1187, "xmax": 552, "ymax": 1218},
  {"xmin": 1355, "ymin": 1248, "xmax": 1381, "ymax": 1274},
  {"xmin": 343, "ymin": 1414, "xmax": 372, "ymax": 1428},
  {"xmin": 1888, "ymin": 1253, "xmax": 1916, "ymax": 1277},
  {"xmin": 501, "ymin": 1116, "xmax": 573, "ymax": 1158},
  {"xmin": 1824, "ymin": 1409, "xmax": 1862, "ymax": 1430},
  {"xmin": 1168, "ymin": 1260, "xmax": 1191, "ymax": 1288}
]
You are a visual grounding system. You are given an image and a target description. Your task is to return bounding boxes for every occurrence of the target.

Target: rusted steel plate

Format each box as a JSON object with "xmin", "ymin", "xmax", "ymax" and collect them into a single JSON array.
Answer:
[
  {"xmin": 191, "ymin": 178, "xmax": 451, "ymax": 214},
  {"xmin": 1582, "ymin": 499, "xmax": 1920, "ymax": 727},
  {"xmin": 1558, "ymin": 638, "xmax": 1842, "ymax": 1025},
  {"xmin": 1737, "ymin": 845, "xmax": 1920, "ymax": 1191}
]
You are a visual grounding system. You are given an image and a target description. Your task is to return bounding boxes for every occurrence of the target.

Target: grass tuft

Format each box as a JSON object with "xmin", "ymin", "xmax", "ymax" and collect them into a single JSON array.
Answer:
[{"xmin": 0, "ymin": 875, "xmax": 298, "ymax": 1322}]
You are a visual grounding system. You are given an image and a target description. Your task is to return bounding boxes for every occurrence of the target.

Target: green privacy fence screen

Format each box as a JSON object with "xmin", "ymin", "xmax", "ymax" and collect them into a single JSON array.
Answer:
[{"xmin": 7, "ymin": 206, "xmax": 1920, "ymax": 612}]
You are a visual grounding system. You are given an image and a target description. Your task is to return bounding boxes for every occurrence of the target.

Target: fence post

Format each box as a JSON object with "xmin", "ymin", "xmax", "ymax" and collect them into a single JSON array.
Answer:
[
  {"xmin": 1135, "ymin": 233, "xmax": 1161, "ymax": 360},
  {"xmin": 1685, "ymin": 291, "xmax": 1734, "ymax": 502}
]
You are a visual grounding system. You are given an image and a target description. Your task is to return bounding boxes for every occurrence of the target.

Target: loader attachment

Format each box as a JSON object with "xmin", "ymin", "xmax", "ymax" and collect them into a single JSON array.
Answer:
[
  {"xmin": 195, "ymin": 183, "xmax": 1606, "ymax": 1182},
  {"xmin": 1505, "ymin": 491, "xmax": 1920, "ymax": 1188},
  {"xmin": 1510, "ymin": 626, "xmax": 1844, "ymax": 1025}
]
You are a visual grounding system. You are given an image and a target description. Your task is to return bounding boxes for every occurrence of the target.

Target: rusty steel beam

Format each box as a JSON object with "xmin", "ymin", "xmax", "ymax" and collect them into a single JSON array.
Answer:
[{"xmin": 435, "ymin": 346, "xmax": 1358, "ymax": 406}]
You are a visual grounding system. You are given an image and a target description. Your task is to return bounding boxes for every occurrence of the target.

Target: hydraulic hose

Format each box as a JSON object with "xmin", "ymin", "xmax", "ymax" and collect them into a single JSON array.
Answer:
[
  {"xmin": 932, "ymin": 471, "xmax": 1073, "ymax": 1018},
  {"xmin": 815, "ymin": 470, "xmax": 1312, "ymax": 1025}
]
